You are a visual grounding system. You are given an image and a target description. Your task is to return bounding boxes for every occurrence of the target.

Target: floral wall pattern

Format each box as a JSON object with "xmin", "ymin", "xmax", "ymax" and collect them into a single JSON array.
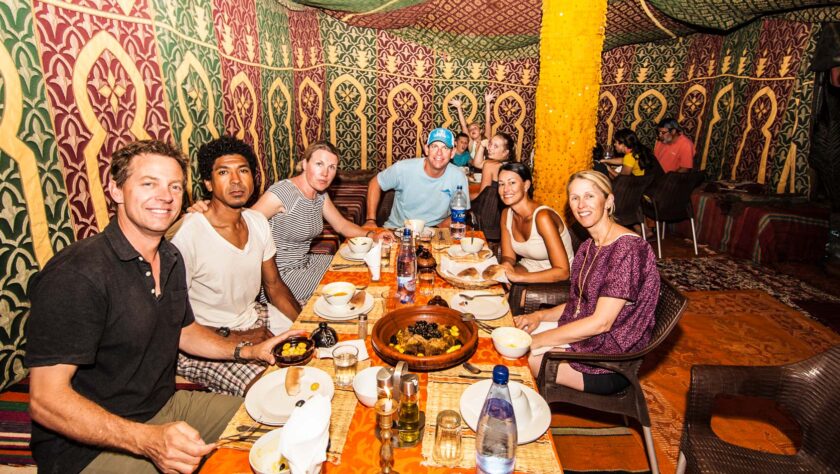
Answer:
[{"xmin": 0, "ymin": 0, "xmax": 538, "ymax": 389}]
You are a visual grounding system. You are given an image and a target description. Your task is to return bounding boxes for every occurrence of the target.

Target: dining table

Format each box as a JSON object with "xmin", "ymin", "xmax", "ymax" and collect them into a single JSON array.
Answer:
[{"xmin": 199, "ymin": 229, "xmax": 563, "ymax": 473}]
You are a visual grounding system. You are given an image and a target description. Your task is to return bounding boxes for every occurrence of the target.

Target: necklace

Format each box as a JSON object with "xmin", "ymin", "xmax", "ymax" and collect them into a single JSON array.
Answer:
[{"xmin": 574, "ymin": 221, "xmax": 613, "ymax": 317}]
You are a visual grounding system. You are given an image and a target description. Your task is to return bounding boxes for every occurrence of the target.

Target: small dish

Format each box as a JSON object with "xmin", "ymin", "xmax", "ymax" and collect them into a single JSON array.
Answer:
[
  {"xmin": 272, "ymin": 336, "xmax": 315, "ymax": 367},
  {"xmin": 490, "ymin": 327, "xmax": 532, "ymax": 359},
  {"xmin": 321, "ymin": 282, "xmax": 356, "ymax": 306},
  {"xmin": 460, "ymin": 237, "xmax": 485, "ymax": 254},
  {"xmin": 348, "ymin": 236, "xmax": 373, "ymax": 254},
  {"xmin": 352, "ymin": 366, "xmax": 381, "ymax": 407},
  {"xmin": 338, "ymin": 246, "xmax": 367, "ymax": 261},
  {"xmin": 249, "ymin": 427, "xmax": 290, "ymax": 474}
]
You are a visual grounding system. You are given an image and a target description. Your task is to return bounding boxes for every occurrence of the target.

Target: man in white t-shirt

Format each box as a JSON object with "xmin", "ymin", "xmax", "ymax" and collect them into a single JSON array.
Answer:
[
  {"xmin": 364, "ymin": 128, "xmax": 471, "ymax": 228},
  {"xmin": 171, "ymin": 136, "xmax": 301, "ymax": 396}
]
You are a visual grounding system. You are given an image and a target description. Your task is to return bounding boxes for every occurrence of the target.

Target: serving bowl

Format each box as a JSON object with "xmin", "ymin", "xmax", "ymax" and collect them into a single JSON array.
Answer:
[
  {"xmin": 460, "ymin": 236, "xmax": 485, "ymax": 254},
  {"xmin": 321, "ymin": 281, "xmax": 356, "ymax": 306},
  {"xmin": 272, "ymin": 335, "xmax": 315, "ymax": 367},
  {"xmin": 348, "ymin": 236, "xmax": 373, "ymax": 254},
  {"xmin": 352, "ymin": 366, "xmax": 381, "ymax": 407},
  {"xmin": 371, "ymin": 305, "xmax": 478, "ymax": 371},
  {"xmin": 490, "ymin": 327, "xmax": 532, "ymax": 359}
]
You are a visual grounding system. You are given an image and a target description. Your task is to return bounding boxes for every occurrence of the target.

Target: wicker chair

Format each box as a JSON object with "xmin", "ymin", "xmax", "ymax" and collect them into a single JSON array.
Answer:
[
  {"xmin": 675, "ymin": 344, "xmax": 840, "ymax": 474},
  {"xmin": 641, "ymin": 171, "xmax": 705, "ymax": 258},
  {"xmin": 537, "ymin": 276, "xmax": 688, "ymax": 474},
  {"xmin": 612, "ymin": 174, "xmax": 655, "ymax": 238}
]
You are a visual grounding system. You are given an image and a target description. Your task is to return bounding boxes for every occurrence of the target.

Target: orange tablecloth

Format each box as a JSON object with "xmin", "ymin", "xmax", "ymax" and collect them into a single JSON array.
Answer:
[{"xmin": 200, "ymin": 232, "xmax": 562, "ymax": 473}]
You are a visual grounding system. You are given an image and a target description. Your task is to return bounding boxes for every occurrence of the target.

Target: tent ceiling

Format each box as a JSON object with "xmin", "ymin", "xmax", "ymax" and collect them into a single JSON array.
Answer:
[{"xmin": 288, "ymin": 0, "xmax": 840, "ymax": 52}]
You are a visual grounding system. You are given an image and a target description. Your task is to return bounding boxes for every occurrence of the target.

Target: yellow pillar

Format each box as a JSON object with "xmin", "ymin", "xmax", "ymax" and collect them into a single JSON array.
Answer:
[{"xmin": 533, "ymin": 0, "xmax": 607, "ymax": 212}]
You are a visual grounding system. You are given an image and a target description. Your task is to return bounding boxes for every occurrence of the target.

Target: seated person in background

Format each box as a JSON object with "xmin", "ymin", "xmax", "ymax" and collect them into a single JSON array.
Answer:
[
  {"xmin": 498, "ymin": 162, "xmax": 573, "ymax": 283},
  {"xmin": 191, "ymin": 141, "xmax": 392, "ymax": 303},
  {"xmin": 599, "ymin": 128, "xmax": 662, "ymax": 178},
  {"xmin": 654, "ymin": 118, "xmax": 695, "ymax": 173},
  {"xmin": 450, "ymin": 93, "xmax": 493, "ymax": 161},
  {"xmin": 469, "ymin": 132, "xmax": 514, "ymax": 199},
  {"xmin": 451, "ymin": 132, "xmax": 471, "ymax": 167},
  {"xmin": 366, "ymin": 128, "xmax": 470, "ymax": 229},
  {"xmin": 515, "ymin": 170, "xmax": 659, "ymax": 395},
  {"xmin": 172, "ymin": 136, "xmax": 301, "ymax": 396},
  {"xmin": 25, "ymin": 140, "xmax": 300, "ymax": 474}
]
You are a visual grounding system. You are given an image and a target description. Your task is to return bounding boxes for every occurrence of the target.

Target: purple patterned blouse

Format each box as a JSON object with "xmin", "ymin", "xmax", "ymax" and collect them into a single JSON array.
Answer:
[{"xmin": 558, "ymin": 234, "xmax": 660, "ymax": 374}]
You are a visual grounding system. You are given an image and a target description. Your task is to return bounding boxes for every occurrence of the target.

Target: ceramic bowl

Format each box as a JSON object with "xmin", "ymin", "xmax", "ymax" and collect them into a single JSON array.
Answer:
[
  {"xmin": 491, "ymin": 327, "xmax": 532, "ymax": 359},
  {"xmin": 321, "ymin": 281, "xmax": 356, "ymax": 306},
  {"xmin": 249, "ymin": 427, "xmax": 290, "ymax": 474},
  {"xmin": 460, "ymin": 236, "xmax": 485, "ymax": 254},
  {"xmin": 352, "ymin": 366, "xmax": 381, "ymax": 407},
  {"xmin": 371, "ymin": 305, "xmax": 478, "ymax": 371},
  {"xmin": 272, "ymin": 336, "xmax": 316, "ymax": 367},
  {"xmin": 405, "ymin": 219, "xmax": 426, "ymax": 236},
  {"xmin": 348, "ymin": 236, "xmax": 373, "ymax": 254}
]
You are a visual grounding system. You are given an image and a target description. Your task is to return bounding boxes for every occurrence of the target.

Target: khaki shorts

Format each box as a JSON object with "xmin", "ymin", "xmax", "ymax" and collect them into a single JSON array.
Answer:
[{"xmin": 81, "ymin": 390, "xmax": 241, "ymax": 474}]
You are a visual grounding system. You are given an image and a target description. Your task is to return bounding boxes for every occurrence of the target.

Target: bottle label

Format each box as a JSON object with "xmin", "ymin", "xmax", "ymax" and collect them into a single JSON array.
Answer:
[
  {"xmin": 397, "ymin": 276, "xmax": 416, "ymax": 303},
  {"xmin": 451, "ymin": 208, "xmax": 466, "ymax": 224}
]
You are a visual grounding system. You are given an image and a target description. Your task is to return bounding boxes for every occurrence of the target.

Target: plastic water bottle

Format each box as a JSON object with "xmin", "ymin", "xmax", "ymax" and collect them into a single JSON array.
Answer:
[
  {"xmin": 450, "ymin": 185, "xmax": 467, "ymax": 240},
  {"xmin": 475, "ymin": 365, "xmax": 517, "ymax": 474},
  {"xmin": 396, "ymin": 228, "xmax": 416, "ymax": 304}
]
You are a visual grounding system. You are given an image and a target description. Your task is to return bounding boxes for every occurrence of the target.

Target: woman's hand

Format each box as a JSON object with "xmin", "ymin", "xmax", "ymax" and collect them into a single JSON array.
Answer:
[
  {"xmin": 186, "ymin": 200, "xmax": 210, "ymax": 213},
  {"xmin": 450, "ymin": 98, "xmax": 462, "ymax": 108},
  {"xmin": 484, "ymin": 91, "xmax": 496, "ymax": 103},
  {"xmin": 514, "ymin": 311, "xmax": 543, "ymax": 334}
]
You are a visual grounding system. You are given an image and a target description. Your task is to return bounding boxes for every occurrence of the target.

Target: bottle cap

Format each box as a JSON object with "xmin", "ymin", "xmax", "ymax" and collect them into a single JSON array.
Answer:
[
  {"xmin": 400, "ymin": 373, "xmax": 419, "ymax": 398},
  {"xmin": 492, "ymin": 365, "xmax": 509, "ymax": 385}
]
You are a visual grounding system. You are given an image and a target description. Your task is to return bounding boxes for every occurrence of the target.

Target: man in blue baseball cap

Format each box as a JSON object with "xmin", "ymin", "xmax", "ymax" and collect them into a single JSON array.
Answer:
[{"xmin": 365, "ymin": 127, "xmax": 470, "ymax": 228}]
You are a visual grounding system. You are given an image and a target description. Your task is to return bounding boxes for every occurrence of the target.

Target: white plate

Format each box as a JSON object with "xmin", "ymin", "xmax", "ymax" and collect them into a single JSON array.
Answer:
[
  {"xmin": 460, "ymin": 379, "xmax": 551, "ymax": 444},
  {"xmin": 246, "ymin": 368, "xmax": 335, "ymax": 426},
  {"xmin": 313, "ymin": 292, "xmax": 374, "ymax": 320},
  {"xmin": 447, "ymin": 246, "xmax": 488, "ymax": 259},
  {"xmin": 448, "ymin": 292, "xmax": 509, "ymax": 320},
  {"xmin": 338, "ymin": 245, "xmax": 367, "ymax": 261}
]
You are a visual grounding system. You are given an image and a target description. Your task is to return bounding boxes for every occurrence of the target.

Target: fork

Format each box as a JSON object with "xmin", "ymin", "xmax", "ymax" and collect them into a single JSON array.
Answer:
[{"xmin": 458, "ymin": 293, "xmax": 504, "ymax": 301}]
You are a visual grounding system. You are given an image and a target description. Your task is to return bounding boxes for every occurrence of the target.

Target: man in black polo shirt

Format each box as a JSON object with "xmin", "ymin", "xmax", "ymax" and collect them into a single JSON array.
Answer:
[{"xmin": 24, "ymin": 141, "xmax": 302, "ymax": 474}]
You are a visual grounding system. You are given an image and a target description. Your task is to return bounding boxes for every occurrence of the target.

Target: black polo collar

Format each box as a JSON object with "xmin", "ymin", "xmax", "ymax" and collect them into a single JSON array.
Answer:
[{"xmin": 104, "ymin": 220, "xmax": 179, "ymax": 262}]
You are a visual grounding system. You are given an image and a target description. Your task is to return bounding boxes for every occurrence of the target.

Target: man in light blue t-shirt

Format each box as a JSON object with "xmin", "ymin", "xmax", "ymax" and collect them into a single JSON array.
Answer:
[{"xmin": 365, "ymin": 128, "xmax": 470, "ymax": 228}]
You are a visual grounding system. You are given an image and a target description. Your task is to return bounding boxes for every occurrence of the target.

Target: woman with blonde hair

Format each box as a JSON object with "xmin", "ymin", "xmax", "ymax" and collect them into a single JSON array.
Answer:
[{"xmin": 514, "ymin": 170, "xmax": 659, "ymax": 394}]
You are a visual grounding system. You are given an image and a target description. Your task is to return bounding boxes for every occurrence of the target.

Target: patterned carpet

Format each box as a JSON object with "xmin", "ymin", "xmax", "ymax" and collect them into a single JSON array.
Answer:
[
  {"xmin": 656, "ymin": 255, "xmax": 840, "ymax": 332},
  {"xmin": 552, "ymin": 290, "xmax": 840, "ymax": 474}
]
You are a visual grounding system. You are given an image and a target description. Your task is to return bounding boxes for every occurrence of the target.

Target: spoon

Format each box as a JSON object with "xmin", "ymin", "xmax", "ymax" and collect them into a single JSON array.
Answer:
[
  {"xmin": 458, "ymin": 293, "xmax": 503, "ymax": 301},
  {"xmin": 460, "ymin": 313, "xmax": 494, "ymax": 333}
]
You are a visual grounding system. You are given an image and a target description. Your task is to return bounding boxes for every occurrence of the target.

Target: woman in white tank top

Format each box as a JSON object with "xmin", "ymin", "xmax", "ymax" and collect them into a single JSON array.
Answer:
[{"xmin": 498, "ymin": 163, "xmax": 574, "ymax": 283}]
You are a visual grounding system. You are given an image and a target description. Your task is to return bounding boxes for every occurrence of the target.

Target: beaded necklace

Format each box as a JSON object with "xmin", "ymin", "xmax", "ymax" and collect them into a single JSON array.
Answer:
[{"xmin": 574, "ymin": 221, "xmax": 613, "ymax": 317}]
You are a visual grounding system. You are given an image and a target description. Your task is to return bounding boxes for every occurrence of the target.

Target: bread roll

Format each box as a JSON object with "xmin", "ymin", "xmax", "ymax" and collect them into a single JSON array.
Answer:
[
  {"xmin": 285, "ymin": 366, "xmax": 303, "ymax": 396},
  {"xmin": 457, "ymin": 267, "xmax": 480, "ymax": 280},
  {"xmin": 482, "ymin": 264, "xmax": 505, "ymax": 281}
]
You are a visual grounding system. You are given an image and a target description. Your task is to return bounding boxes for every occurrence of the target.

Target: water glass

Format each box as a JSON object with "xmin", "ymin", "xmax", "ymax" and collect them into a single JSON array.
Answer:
[
  {"xmin": 333, "ymin": 345, "xmax": 358, "ymax": 388},
  {"xmin": 418, "ymin": 268, "xmax": 436, "ymax": 297},
  {"xmin": 380, "ymin": 242, "xmax": 392, "ymax": 268},
  {"xmin": 380, "ymin": 288, "xmax": 398, "ymax": 312},
  {"xmin": 433, "ymin": 410, "xmax": 462, "ymax": 467}
]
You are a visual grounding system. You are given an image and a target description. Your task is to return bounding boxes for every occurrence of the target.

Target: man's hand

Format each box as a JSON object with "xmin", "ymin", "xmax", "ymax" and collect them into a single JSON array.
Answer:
[
  {"xmin": 484, "ymin": 91, "xmax": 496, "ymax": 103},
  {"xmin": 141, "ymin": 422, "xmax": 214, "ymax": 474},
  {"xmin": 373, "ymin": 229, "xmax": 395, "ymax": 244},
  {"xmin": 362, "ymin": 218, "xmax": 378, "ymax": 229},
  {"xmin": 244, "ymin": 329, "xmax": 307, "ymax": 364},
  {"xmin": 450, "ymin": 98, "xmax": 462, "ymax": 108},
  {"xmin": 186, "ymin": 200, "xmax": 210, "ymax": 214}
]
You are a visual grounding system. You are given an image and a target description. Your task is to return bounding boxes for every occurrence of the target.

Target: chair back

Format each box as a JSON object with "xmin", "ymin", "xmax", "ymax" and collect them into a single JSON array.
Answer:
[
  {"xmin": 644, "ymin": 171, "xmax": 705, "ymax": 221},
  {"xmin": 612, "ymin": 174, "xmax": 655, "ymax": 226},
  {"xmin": 780, "ymin": 344, "xmax": 840, "ymax": 465},
  {"xmin": 471, "ymin": 181, "xmax": 503, "ymax": 241},
  {"xmin": 637, "ymin": 277, "xmax": 688, "ymax": 358},
  {"xmin": 375, "ymin": 190, "xmax": 395, "ymax": 227}
]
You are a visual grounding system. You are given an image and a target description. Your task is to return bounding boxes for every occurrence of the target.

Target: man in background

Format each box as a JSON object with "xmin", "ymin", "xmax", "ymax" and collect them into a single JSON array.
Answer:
[{"xmin": 654, "ymin": 118, "xmax": 695, "ymax": 173}]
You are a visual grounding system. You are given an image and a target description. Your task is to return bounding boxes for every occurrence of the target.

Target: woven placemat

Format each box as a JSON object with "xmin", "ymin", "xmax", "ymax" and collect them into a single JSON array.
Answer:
[
  {"xmin": 218, "ymin": 358, "xmax": 368, "ymax": 464},
  {"xmin": 329, "ymin": 244, "xmax": 394, "ymax": 273},
  {"xmin": 420, "ymin": 364, "xmax": 557, "ymax": 473},
  {"xmin": 435, "ymin": 287, "xmax": 515, "ymax": 337},
  {"xmin": 293, "ymin": 285, "xmax": 389, "ymax": 333}
]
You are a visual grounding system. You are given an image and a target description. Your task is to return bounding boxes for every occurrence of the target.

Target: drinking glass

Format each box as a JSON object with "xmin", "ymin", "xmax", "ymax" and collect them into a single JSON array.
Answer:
[
  {"xmin": 380, "ymin": 288, "xmax": 398, "ymax": 312},
  {"xmin": 433, "ymin": 410, "xmax": 462, "ymax": 467},
  {"xmin": 333, "ymin": 345, "xmax": 358, "ymax": 388},
  {"xmin": 418, "ymin": 268, "xmax": 436, "ymax": 297},
  {"xmin": 380, "ymin": 242, "xmax": 392, "ymax": 269}
]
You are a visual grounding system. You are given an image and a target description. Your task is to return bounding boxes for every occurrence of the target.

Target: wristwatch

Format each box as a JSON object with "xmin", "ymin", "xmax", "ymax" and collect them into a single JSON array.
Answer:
[
  {"xmin": 234, "ymin": 341, "xmax": 253, "ymax": 363},
  {"xmin": 216, "ymin": 326, "xmax": 230, "ymax": 337}
]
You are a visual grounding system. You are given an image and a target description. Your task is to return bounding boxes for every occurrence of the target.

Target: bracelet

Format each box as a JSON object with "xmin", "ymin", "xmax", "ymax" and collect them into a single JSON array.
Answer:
[
  {"xmin": 234, "ymin": 341, "xmax": 253, "ymax": 363},
  {"xmin": 365, "ymin": 218, "xmax": 376, "ymax": 223},
  {"xmin": 365, "ymin": 230, "xmax": 375, "ymax": 238}
]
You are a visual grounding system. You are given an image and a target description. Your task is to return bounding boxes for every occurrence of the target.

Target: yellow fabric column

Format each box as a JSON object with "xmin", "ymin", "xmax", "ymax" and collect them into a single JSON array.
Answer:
[{"xmin": 533, "ymin": 0, "xmax": 607, "ymax": 212}]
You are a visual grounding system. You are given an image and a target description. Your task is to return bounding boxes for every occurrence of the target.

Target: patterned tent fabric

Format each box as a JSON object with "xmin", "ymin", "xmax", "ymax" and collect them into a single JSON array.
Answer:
[{"xmin": 648, "ymin": 0, "xmax": 840, "ymax": 30}]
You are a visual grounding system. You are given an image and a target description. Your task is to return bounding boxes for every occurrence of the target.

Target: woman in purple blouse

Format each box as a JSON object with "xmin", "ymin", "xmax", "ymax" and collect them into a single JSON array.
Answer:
[{"xmin": 514, "ymin": 170, "xmax": 660, "ymax": 394}]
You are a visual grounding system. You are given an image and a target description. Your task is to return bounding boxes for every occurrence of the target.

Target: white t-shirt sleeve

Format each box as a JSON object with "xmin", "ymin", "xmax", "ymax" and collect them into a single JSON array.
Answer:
[
  {"xmin": 170, "ymin": 218, "xmax": 196, "ymax": 289},
  {"xmin": 246, "ymin": 210, "xmax": 277, "ymax": 261}
]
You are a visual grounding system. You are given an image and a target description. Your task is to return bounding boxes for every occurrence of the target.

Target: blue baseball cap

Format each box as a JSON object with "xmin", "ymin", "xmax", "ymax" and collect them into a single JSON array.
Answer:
[{"xmin": 426, "ymin": 128, "xmax": 455, "ymax": 148}]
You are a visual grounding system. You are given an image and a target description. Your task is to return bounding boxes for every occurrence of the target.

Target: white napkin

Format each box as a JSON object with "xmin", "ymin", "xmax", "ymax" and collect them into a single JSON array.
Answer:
[
  {"xmin": 317, "ymin": 339, "xmax": 370, "ymax": 361},
  {"xmin": 280, "ymin": 393, "xmax": 331, "ymax": 474},
  {"xmin": 363, "ymin": 242, "xmax": 381, "ymax": 281}
]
